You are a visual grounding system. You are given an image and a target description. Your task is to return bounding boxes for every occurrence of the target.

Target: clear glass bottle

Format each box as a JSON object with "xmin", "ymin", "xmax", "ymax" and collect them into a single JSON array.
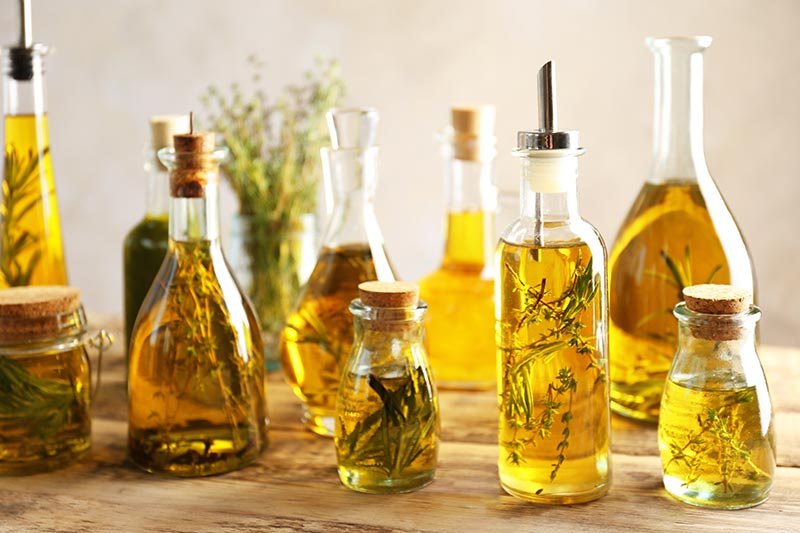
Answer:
[
  {"xmin": 609, "ymin": 36, "xmax": 756, "ymax": 423},
  {"xmin": 1, "ymin": 5, "xmax": 67, "ymax": 287},
  {"xmin": 128, "ymin": 128, "xmax": 268, "ymax": 476},
  {"xmin": 335, "ymin": 281, "xmax": 439, "ymax": 493},
  {"xmin": 496, "ymin": 62, "xmax": 610, "ymax": 504},
  {"xmin": 281, "ymin": 108, "xmax": 396, "ymax": 436},
  {"xmin": 658, "ymin": 284, "xmax": 774, "ymax": 509},
  {"xmin": 419, "ymin": 105, "xmax": 497, "ymax": 390},
  {"xmin": 123, "ymin": 115, "xmax": 189, "ymax": 357}
]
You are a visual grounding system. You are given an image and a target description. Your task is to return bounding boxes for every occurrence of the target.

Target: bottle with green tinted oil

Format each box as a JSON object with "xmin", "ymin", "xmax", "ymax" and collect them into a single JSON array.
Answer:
[
  {"xmin": 496, "ymin": 62, "xmax": 610, "ymax": 504},
  {"xmin": 123, "ymin": 115, "xmax": 189, "ymax": 357},
  {"xmin": 659, "ymin": 284, "xmax": 774, "ymax": 509},
  {"xmin": 609, "ymin": 37, "xmax": 755, "ymax": 422}
]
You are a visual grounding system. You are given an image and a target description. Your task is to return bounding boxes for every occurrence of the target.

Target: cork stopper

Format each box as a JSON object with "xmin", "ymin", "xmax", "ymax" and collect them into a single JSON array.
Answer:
[
  {"xmin": 451, "ymin": 105, "xmax": 496, "ymax": 161},
  {"xmin": 167, "ymin": 112, "xmax": 219, "ymax": 198},
  {"xmin": 150, "ymin": 115, "xmax": 191, "ymax": 150},
  {"xmin": 682, "ymin": 284, "xmax": 753, "ymax": 341},
  {"xmin": 0, "ymin": 286, "xmax": 83, "ymax": 342},
  {"xmin": 359, "ymin": 281, "xmax": 419, "ymax": 308}
]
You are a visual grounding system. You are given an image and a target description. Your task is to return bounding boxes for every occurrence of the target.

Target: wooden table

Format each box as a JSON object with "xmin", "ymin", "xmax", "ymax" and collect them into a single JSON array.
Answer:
[{"xmin": 1, "ymin": 315, "xmax": 798, "ymax": 532}]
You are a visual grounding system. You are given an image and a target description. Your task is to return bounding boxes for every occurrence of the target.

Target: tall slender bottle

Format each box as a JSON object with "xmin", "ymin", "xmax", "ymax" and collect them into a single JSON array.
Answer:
[
  {"xmin": 123, "ymin": 115, "xmax": 189, "ymax": 357},
  {"xmin": 281, "ymin": 107, "xmax": 396, "ymax": 437},
  {"xmin": 1, "ymin": 0, "xmax": 67, "ymax": 287},
  {"xmin": 128, "ymin": 123, "xmax": 268, "ymax": 476},
  {"xmin": 496, "ymin": 62, "xmax": 610, "ymax": 504},
  {"xmin": 609, "ymin": 36, "xmax": 755, "ymax": 423},
  {"xmin": 419, "ymin": 106, "xmax": 496, "ymax": 390}
]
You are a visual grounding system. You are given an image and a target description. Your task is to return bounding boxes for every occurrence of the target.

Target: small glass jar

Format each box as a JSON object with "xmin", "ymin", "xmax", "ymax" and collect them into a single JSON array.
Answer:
[
  {"xmin": 658, "ymin": 284, "xmax": 775, "ymax": 509},
  {"xmin": 0, "ymin": 286, "xmax": 109, "ymax": 475},
  {"xmin": 335, "ymin": 281, "xmax": 439, "ymax": 493}
]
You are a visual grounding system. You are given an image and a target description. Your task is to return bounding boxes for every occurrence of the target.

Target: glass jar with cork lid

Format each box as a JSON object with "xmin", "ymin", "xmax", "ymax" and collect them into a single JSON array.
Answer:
[
  {"xmin": 0, "ymin": 286, "xmax": 110, "ymax": 475},
  {"xmin": 658, "ymin": 284, "xmax": 775, "ymax": 509}
]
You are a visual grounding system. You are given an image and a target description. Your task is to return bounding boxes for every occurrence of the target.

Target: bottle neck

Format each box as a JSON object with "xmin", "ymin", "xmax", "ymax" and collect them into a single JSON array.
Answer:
[
  {"xmin": 144, "ymin": 148, "xmax": 169, "ymax": 218},
  {"xmin": 3, "ymin": 48, "xmax": 47, "ymax": 117},
  {"xmin": 169, "ymin": 183, "xmax": 221, "ymax": 242},
  {"xmin": 519, "ymin": 152, "xmax": 581, "ymax": 222},
  {"xmin": 650, "ymin": 37, "xmax": 711, "ymax": 183}
]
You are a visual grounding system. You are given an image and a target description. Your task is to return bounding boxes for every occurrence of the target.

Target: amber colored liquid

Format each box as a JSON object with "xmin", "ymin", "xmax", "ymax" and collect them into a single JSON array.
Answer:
[
  {"xmin": 609, "ymin": 181, "xmax": 751, "ymax": 422},
  {"xmin": 1, "ymin": 114, "xmax": 67, "ymax": 287},
  {"xmin": 420, "ymin": 211, "xmax": 494, "ymax": 390},
  {"xmin": 496, "ymin": 240, "xmax": 609, "ymax": 504},
  {"xmin": 0, "ymin": 345, "xmax": 90, "ymax": 475},
  {"xmin": 280, "ymin": 244, "xmax": 383, "ymax": 436},
  {"xmin": 128, "ymin": 240, "xmax": 268, "ymax": 476},
  {"xmin": 659, "ymin": 374, "xmax": 775, "ymax": 508}
]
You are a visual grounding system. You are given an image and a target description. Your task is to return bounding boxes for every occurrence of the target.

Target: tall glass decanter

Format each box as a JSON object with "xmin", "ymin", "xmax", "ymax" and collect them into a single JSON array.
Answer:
[
  {"xmin": 128, "ymin": 127, "xmax": 268, "ymax": 476},
  {"xmin": 419, "ymin": 105, "xmax": 496, "ymax": 390},
  {"xmin": 280, "ymin": 107, "xmax": 396, "ymax": 437},
  {"xmin": 609, "ymin": 36, "xmax": 756, "ymax": 423},
  {"xmin": 496, "ymin": 63, "xmax": 610, "ymax": 504},
  {"xmin": 1, "ymin": 2, "xmax": 67, "ymax": 287}
]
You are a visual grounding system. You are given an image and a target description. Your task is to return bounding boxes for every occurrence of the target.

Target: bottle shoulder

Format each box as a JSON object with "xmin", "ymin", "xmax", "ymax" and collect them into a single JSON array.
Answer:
[{"xmin": 498, "ymin": 218, "xmax": 607, "ymax": 259}]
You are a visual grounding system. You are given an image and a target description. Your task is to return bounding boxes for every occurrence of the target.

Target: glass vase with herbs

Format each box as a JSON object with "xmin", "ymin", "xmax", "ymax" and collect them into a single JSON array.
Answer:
[
  {"xmin": 201, "ymin": 58, "xmax": 344, "ymax": 368},
  {"xmin": 495, "ymin": 62, "xmax": 611, "ymax": 504}
]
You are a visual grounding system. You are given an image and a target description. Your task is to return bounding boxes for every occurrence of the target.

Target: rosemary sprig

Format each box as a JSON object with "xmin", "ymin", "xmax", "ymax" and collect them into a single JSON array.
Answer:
[
  {"xmin": 1, "ymin": 146, "xmax": 49, "ymax": 286},
  {"xmin": 500, "ymin": 253, "xmax": 602, "ymax": 481}
]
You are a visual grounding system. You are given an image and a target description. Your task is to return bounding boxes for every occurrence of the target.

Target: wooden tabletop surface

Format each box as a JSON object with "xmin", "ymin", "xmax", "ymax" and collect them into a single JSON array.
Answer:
[{"xmin": 1, "ymin": 314, "xmax": 798, "ymax": 532}]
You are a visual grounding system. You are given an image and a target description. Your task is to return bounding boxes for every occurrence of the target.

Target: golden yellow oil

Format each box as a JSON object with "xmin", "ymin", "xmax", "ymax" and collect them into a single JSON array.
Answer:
[
  {"xmin": 609, "ymin": 181, "xmax": 746, "ymax": 422},
  {"xmin": 128, "ymin": 240, "xmax": 268, "ymax": 476},
  {"xmin": 0, "ymin": 345, "xmax": 90, "ymax": 475},
  {"xmin": 336, "ymin": 365, "xmax": 439, "ymax": 493},
  {"xmin": 658, "ymin": 374, "xmax": 775, "ymax": 509},
  {"xmin": 1, "ymin": 114, "xmax": 67, "ymax": 287},
  {"xmin": 496, "ymin": 240, "xmax": 609, "ymax": 504},
  {"xmin": 419, "ymin": 211, "xmax": 494, "ymax": 389},
  {"xmin": 280, "ymin": 243, "xmax": 383, "ymax": 436}
]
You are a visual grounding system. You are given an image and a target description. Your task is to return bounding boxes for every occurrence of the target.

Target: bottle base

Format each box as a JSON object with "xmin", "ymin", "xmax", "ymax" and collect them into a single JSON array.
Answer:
[
  {"xmin": 338, "ymin": 466, "xmax": 435, "ymax": 494},
  {"xmin": 610, "ymin": 380, "xmax": 664, "ymax": 423},
  {"xmin": 0, "ymin": 442, "xmax": 90, "ymax": 476},
  {"xmin": 500, "ymin": 477, "xmax": 610, "ymax": 505},
  {"xmin": 663, "ymin": 475, "xmax": 770, "ymax": 509},
  {"xmin": 302, "ymin": 406, "xmax": 335, "ymax": 437}
]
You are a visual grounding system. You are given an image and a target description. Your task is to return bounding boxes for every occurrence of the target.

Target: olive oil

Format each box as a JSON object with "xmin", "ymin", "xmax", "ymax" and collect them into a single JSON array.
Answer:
[
  {"xmin": 497, "ymin": 241, "xmax": 609, "ymax": 504},
  {"xmin": 281, "ymin": 244, "xmax": 382, "ymax": 435},
  {"xmin": 420, "ymin": 210, "xmax": 494, "ymax": 389},
  {"xmin": 659, "ymin": 375, "xmax": 775, "ymax": 509},
  {"xmin": 1, "ymin": 114, "xmax": 67, "ymax": 287},
  {"xmin": 609, "ymin": 181, "xmax": 740, "ymax": 420}
]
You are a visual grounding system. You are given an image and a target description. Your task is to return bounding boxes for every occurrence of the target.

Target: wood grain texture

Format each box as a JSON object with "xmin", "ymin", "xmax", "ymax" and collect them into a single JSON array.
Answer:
[{"xmin": 0, "ymin": 313, "xmax": 797, "ymax": 532}]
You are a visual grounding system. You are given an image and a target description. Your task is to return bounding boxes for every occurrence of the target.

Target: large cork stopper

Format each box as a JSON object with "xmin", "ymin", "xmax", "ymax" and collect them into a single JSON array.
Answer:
[
  {"xmin": 682, "ymin": 284, "xmax": 753, "ymax": 341},
  {"xmin": 359, "ymin": 281, "xmax": 419, "ymax": 308},
  {"xmin": 150, "ymin": 114, "xmax": 190, "ymax": 169},
  {"xmin": 0, "ymin": 286, "xmax": 82, "ymax": 342},
  {"xmin": 169, "ymin": 112, "xmax": 218, "ymax": 198},
  {"xmin": 451, "ymin": 105, "xmax": 495, "ymax": 161}
]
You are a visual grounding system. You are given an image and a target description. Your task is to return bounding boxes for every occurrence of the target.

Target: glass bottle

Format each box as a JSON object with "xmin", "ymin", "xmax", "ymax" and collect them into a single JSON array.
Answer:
[
  {"xmin": 496, "ymin": 62, "xmax": 610, "ymax": 504},
  {"xmin": 280, "ymin": 107, "xmax": 396, "ymax": 437},
  {"xmin": 659, "ymin": 284, "xmax": 774, "ymax": 509},
  {"xmin": 123, "ymin": 115, "xmax": 189, "ymax": 358},
  {"xmin": 609, "ymin": 36, "xmax": 756, "ymax": 423},
  {"xmin": 419, "ymin": 105, "xmax": 497, "ymax": 390},
  {"xmin": 128, "ymin": 128, "xmax": 268, "ymax": 476},
  {"xmin": 335, "ymin": 281, "xmax": 439, "ymax": 493},
  {"xmin": 1, "ymin": 4, "xmax": 67, "ymax": 287}
]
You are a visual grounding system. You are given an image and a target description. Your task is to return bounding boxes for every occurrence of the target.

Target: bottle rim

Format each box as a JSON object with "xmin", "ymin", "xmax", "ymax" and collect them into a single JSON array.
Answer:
[
  {"xmin": 673, "ymin": 301, "xmax": 761, "ymax": 326},
  {"xmin": 349, "ymin": 298, "xmax": 427, "ymax": 323}
]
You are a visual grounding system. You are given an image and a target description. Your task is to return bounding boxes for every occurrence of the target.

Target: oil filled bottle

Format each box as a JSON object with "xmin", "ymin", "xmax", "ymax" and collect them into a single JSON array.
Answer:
[
  {"xmin": 123, "ymin": 115, "xmax": 189, "ymax": 357},
  {"xmin": 496, "ymin": 62, "xmax": 610, "ymax": 504},
  {"xmin": 419, "ymin": 106, "xmax": 496, "ymax": 390},
  {"xmin": 281, "ymin": 108, "xmax": 396, "ymax": 437},
  {"xmin": 1, "ymin": 1, "xmax": 67, "ymax": 287},
  {"xmin": 128, "ymin": 124, "xmax": 268, "ymax": 476},
  {"xmin": 609, "ymin": 37, "xmax": 755, "ymax": 423}
]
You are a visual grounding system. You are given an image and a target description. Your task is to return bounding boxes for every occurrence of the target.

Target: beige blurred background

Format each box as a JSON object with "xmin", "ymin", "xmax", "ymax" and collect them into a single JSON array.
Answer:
[{"xmin": 1, "ymin": 0, "xmax": 798, "ymax": 345}]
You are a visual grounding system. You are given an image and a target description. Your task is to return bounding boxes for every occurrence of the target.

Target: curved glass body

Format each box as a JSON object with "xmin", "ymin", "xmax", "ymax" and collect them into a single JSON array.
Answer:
[
  {"xmin": 658, "ymin": 303, "xmax": 774, "ymax": 509},
  {"xmin": 335, "ymin": 299, "xmax": 439, "ymax": 493},
  {"xmin": 128, "ymin": 148, "xmax": 268, "ymax": 477},
  {"xmin": 496, "ymin": 151, "xmax": 611, "ymax": 504},
  {"xmin": 1, "ymin": 45, "xmax": 67, "ymax": 287},
  {"xmin": 609, "ymin": 37, "xmax": 755, "ymax": 422}
]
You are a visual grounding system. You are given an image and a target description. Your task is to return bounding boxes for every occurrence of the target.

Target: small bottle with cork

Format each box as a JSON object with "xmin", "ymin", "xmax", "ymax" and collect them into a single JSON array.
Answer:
[
  {"xmin": 335, "ymin": 281, "xmax": 439, "ymax": 494},
  {"xmin": 127, "ymin": 114, "xmax": 268, "ymax": 476},
  {"xmin": 419, "ymin": 105, "xmax": 497, "ymax": 390},
  {"xmin": 659, "ymin": 284, "xmax": 775, "ymax": 509}
]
